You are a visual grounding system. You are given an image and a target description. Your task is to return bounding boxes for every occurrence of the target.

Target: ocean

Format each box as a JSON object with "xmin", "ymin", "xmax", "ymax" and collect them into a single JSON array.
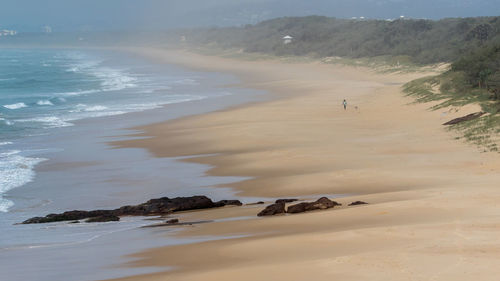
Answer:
[
  {"xmin": 0, "ymin": 48, "xmax": 263, "ymax": 281},
  {"xmin": 0, "ymin": 48, "xmax": 211, "ymax": 212}
]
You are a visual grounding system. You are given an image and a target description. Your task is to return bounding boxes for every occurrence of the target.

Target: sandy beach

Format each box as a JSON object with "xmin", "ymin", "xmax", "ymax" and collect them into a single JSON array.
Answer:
[{"xmin": 108, "ymin": 48, "xmax": 500, "ymax": 281}]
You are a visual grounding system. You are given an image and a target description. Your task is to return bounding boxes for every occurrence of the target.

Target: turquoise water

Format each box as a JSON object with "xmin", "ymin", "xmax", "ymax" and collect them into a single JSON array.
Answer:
[
  {"xmin": 0, "ymin": 48, "xmax": 266, "ymax": 281},
  {"xmin": 0, "ymin": 48, "xmax": 213, "ymax": 212}
]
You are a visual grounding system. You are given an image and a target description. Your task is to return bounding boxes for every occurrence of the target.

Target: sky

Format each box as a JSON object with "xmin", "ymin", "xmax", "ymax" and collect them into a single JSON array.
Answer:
[{"xmin": 0, "ymin": 0, "xmax": 499, "ymax": 32}]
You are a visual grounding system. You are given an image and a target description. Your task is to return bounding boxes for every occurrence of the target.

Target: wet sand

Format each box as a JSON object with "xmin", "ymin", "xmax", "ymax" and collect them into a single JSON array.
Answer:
[{"xmin": 108, "ymin": 48, "xmax": 500, "ymax": 281}]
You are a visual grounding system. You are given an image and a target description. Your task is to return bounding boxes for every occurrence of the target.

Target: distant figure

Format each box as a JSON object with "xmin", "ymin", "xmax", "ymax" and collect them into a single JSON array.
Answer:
[{"xmin": 343, "ymin": 99, "xmax": 347, "ymax": 110}]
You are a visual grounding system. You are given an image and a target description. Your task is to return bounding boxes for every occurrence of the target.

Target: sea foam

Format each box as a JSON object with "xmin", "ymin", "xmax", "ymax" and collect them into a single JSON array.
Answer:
[
  {"xmin": 84, "ymin": 105, "xmax": 108, "ymax": 112},
  {"xmin": 16, "ymin": 116, "xmax": 73, "ymax": 128},
  {"xmin": 72, "ymin": 104, "xmax": 108, "ymax": 112},
  {"xmin": 63, "ymin": 53, "xmax": 138, "ymax": 96},
  {"xmin": 4, "ymin": 103, "xmax": 27, "ymax": 110},
  {"xmin": 36, "ymin": 100, "xmax": 54, "ymax": 106},
  {"xmin": 0, "ymin": 150, "xmax": 47, "ymax": 212}
]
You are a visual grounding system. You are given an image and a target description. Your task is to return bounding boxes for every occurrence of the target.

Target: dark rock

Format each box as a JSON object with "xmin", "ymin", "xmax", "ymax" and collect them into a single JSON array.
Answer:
[
  {"xmin": 287, "ymin": 197, "xmax": 341, "ymax": 214},
  {"xmin": 275, "ymin": 199, "xmax": 298, "ymax": 204},
  {"xmin": 257, "ymin": 203, "xmax": 286, "ymax": 216},
  {"xmin": 247, "ymin": 201, "xmax": 265, "ymax": 205},
  {"xmin": 69, "ymin": 221, "xmax": 80, "ymax": 224},
  {"xmin": 22, "ymin": 210, "xmax": 113, "ymax": 224},
  {"xmin": 86, "ymin": 215, "xmax": 120, "ymax": 223},
  {"xmin": 443, "ymin": 112, "xmax": 485, "ymax": 125},
  {"xmin": 166, "ymin": 218, "xmax": 179, "ymax": 224},
  {"xmin": 113, "ymin": 196, "xmax": 216, "ymax": 216},
  {"xmin": 21, "ymin": 217, "xmax": 47, "ymax": 224},
  {"xmin": 213, "ymin": 200, "xmax": 243, "ymax": 207},
  {"xmin": 286, "ymin": 202, "xmax": 311, "ymax": 213},
  {"xmin": 22, "ymin": 195, "xmax": 242, "ymax": 224},
  {"xmin": 315, "ymin": 197, "xmax": 341, "ymax": 208},
  {"xmin": 348, "ymin": 201, "xmax": 368, "ymax": 206}
]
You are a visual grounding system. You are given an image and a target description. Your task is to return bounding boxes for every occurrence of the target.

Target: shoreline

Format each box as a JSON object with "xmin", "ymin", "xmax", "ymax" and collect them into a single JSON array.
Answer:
[
  {"xmin": 105, "ymin": 48, "xmax": 500, "ymax": 281},
  {"xmin": 1, "ymin": 47, "xmax": 270, "ymax": 281},
  {"xmin": 114, "ymin": 47, "xmax": 497, "ymax": 198}
]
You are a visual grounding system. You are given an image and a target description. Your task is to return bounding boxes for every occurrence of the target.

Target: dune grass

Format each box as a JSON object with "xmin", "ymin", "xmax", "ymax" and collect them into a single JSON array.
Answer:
[{"xmin": 404, "ymin": 72, "xmax": 500, "ymax": 152}]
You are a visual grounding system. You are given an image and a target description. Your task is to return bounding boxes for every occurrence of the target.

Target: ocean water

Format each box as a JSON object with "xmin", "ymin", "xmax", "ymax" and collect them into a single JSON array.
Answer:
[
  {"xmin": 0, "ymin": 48, "xmax": 216, "ymax": 212},
  {"xmin": 0, "ymin": 48, "xmax": 266, "ymax": 281}
]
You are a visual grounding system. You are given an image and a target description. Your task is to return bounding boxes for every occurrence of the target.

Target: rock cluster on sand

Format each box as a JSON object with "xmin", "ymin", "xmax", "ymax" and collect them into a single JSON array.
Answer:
[
  {"xmin": 22, "ymin": 196, "xmax": 242, "ymax": 224},
  {"xmin": 287, "ymin": 197, "xmax": 341, "ymax": 213},
  {"xmin": 257, "ymin": 202, "xmax": 286, "ymax": 216},
  {"xmin": 258, "ymin": 197, "xmax": 342, "ymax": 216},
  {"xmin": 213, "ymin": 200, "xmax": 243, "ymax": 207}
]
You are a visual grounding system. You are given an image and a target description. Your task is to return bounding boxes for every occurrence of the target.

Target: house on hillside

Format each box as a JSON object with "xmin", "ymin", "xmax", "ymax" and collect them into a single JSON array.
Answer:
[{"xmin": 283, "ymin": 35, "xmax": 293, "ymax": 44}]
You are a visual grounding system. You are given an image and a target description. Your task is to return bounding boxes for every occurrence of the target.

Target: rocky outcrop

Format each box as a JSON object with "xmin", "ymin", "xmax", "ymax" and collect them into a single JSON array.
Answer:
[
  {"xmin": 316, "ymin": 197, "xmax": 341, "ymax": 208},
  {"xmin": 275, "ymin": 198, "xmax": 298, "ymax": 204},
  {"xmin": 443, "ymin": 112, "xmax": 485, "ymax": 125},
  {"xmin": 287, "ymin": 197, "xmax": 341, "ymax": 214},
  {"xmin": 257, "ymin": 202, "xmax": 286, "ymax": 216},
  {"xmin": 285, "ymin": 202, "xmax": 311, "ymax": 214},
  {"xmin": 22, "ymin": 196, "xmax": 242, "ymax": 224},
  {"xmin": 213, "ymin": 200, "xmax": 243, "ymax": 207},
  {"xmin": 86, "ymin": 215, "xmax": 120, "ymax": 223},
  {"xmin": 113, "ymin": 196, "xmax": 217, "ymax": 216},
  {"xmin": 23, "ymin": 210, "xmax": 113, "ymax": 224},
  {"xmin": 348, "ymin": 201, "xmax": 368, "ymax": 206}
]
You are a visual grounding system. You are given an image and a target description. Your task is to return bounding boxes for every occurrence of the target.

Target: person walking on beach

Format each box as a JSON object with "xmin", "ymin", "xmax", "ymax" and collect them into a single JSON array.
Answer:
[{"xmin": 343, "ymin": 99, "xmax": 347, "ymax": 110}]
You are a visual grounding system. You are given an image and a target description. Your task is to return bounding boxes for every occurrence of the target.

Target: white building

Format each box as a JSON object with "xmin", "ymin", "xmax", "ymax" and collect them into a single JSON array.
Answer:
[
  {"xmin": 43, "ymin": 25, "xmax": 52, "ymax": 33},
  {"xmin": 283, "ymin": 35, "xmax": 293, "ymax": 44}
]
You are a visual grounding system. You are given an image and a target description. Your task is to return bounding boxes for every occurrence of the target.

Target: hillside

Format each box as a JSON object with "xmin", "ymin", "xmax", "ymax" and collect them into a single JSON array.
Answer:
[{"xmin": 180, "ymin": 16, "xmax": 500, "ymax": 64}]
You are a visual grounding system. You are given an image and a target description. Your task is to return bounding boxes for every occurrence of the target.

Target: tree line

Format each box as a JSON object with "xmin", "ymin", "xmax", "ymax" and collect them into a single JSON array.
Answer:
[
  {"xmin": 176, "ymin": 15, "xmax": 500, "ymax": 102},
  {"xmin": 177, "ymin": 16, "xmax": 500, "ymax": 64}
]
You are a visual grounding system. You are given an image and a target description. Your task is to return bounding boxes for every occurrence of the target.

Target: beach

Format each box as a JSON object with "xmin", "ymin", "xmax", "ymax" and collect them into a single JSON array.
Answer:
[
  {"xmin": 104, "ymin": 48, "xmax": 500, "ymax": 281},
  {"xmin": 0, "ymin": 48, "xmax": 265, "ymax": 281}
]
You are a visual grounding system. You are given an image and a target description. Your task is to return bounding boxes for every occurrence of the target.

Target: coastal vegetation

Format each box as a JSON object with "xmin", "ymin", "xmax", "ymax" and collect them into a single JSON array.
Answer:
[
  {"xmin": 177, "ymin": 16, "xmax": 500, "ymax": 151},
  {"xmin": 403, "ymin": 44, "xmax": 500, "ymax": 152},
  {"xmin": 179, "ymin": 16, "xmax": 500, "ymax": 65}
]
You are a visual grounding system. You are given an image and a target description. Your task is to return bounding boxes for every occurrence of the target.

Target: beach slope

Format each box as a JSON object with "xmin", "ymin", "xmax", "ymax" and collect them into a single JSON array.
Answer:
[{"xmin": 109, "ymin": 48, "xmax": 500, "ymax": 281}]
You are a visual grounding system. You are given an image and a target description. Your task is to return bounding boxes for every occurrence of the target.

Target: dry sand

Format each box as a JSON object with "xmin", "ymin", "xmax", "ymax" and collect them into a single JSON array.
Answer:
[{"xmin": 107, "ymin": 48, "xmax": 500, "ymax": 281}]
